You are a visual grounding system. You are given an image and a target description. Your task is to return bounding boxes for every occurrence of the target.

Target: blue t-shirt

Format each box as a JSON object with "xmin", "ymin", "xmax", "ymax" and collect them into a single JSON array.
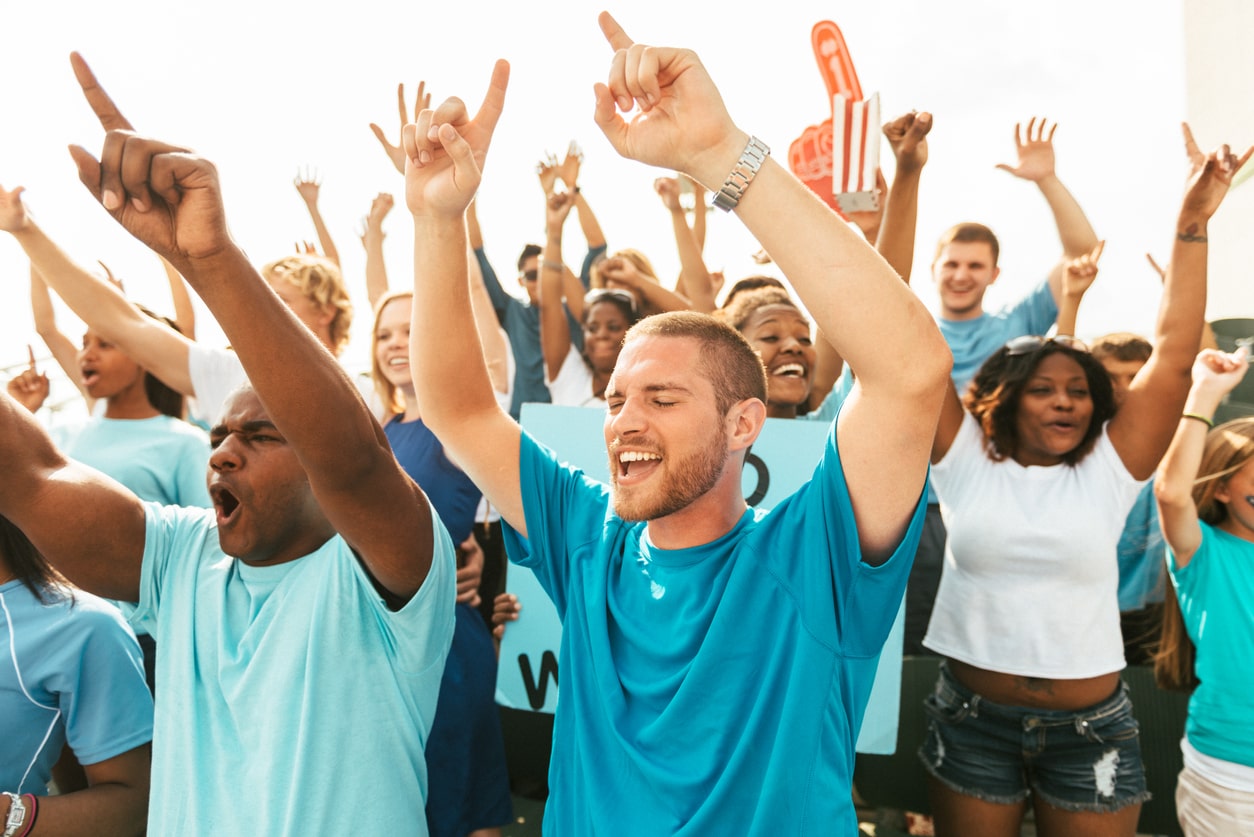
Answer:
[
  {"xmin": 133, "ymin": 502, "xmax": 455, "ymax": 835},
  {"xmin": 1116, "ymin": 480, "xmax": 1166, "ymax": 611},
  {"xmin": 385, "ymin": 415, "xmax": 481, "ymax": 543},
  {"xmin": 54, "ymin": 414, "xmax": 212, "ymax": 509},
  {"xmin": 938, "ymin": 278, "xmax": 1058, "ymax": 393},
  {"xmin": 477, "ymin": 246, "xmax": 604, "ymax": 419},
  {"xmin": 0, "ymin": 580, "xmax": 152, "ymax": 794},
  {"xmin": 1167, "ymin": 521, "xmax": 1254, "ymax": 768},
  {"xmin": 503, "ymin": 420, "xmax": 924, "ymax": 834}
]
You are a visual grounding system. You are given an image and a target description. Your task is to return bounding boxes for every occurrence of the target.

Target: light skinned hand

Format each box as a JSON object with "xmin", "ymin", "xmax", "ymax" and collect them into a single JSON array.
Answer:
[
  {"xmin": 536, "ymin": 153, "xmax": 559, "ymax": 196},
  {"xmin": 592, "ymin": 12, "xmax": 746, "ymax": 189},
  {"xmin": 1061, "ymin": 240, "xmax": 1104, "ymax": 298},
  {"xmin": 1191, "ymin": 347, "xmax": 1249, "ymax": 399},
  {"xmin": 6, "ymin": 345, "xmax": 50, "ymax": 413},
  {"xmin": 403, "ymin": 61, "xmax": 510, "ymax": 220},
  {"xmin": 546, "ymin": 190, "xmax": 575, "ymax": 233},
  {"xmin": 844, "ymin": 168, "xmax": 888, "ymax": 240},
  {"xmin": 883, "ymin": 110, "xmax": 932, "ymax": 175},
  {"xmin": 371, "ymin": 81, "xmax": 432, "ymax": 175},
  {"xmin": 995, "ymin": 117, "xmax": 1058, "ymax": 182},
  {"xmin": 558, "ymin": 140, "xmax": 583, "ymax": 189},
  {"xmin": 0, "ymin": 184, "xmax": 30, "ymax": 233},
  {"xmin": 293, "ymin": 166, "xmax": 321, "ymax": 205},
  {"xmin": 358, "ymin": 192, "xmax": 393, "ymax": 247},
  {"xmin": 654, "ymin": 176, "xmax": 682, "ymax": 212}
]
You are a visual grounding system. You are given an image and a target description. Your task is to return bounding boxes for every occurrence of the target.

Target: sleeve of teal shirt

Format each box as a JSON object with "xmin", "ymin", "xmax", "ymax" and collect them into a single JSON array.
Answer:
[{"xmin": 501, "ymin": 431, "xmax": 612, "ymax": 619}]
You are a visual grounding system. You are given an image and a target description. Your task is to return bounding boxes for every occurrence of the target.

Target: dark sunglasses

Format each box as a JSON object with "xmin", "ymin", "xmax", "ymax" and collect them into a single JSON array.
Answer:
[
  {"xmin": 521, "ymin": 269, "xmax": 539, "ymax": 282},
  {"xmin": 1004, "ymin": 334, "xmax": 1090, "ymax": 356}
]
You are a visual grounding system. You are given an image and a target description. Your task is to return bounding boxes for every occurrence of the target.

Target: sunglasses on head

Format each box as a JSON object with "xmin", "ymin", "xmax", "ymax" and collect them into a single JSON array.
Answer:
[
  {"xmin": 1004, "ymin": 334, "xmax": 1090, "ymax": 356},
  {"xmin": 584, "ymin": 288, "xmax": 637, "ymax": 310}
]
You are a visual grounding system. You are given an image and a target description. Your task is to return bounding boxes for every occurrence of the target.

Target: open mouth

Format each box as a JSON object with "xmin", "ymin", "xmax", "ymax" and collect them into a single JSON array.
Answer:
[
  {"xmin": 771, "ymin": 363, "xmax": 807, "ymax": 378},
  {"xmin": 81, "ymin": 368, "xmax": 100, "ymax": 387},
  {"xmin": 387, "ymin": 357, "xmax": 408, "ymax": 368},
  {"xmin": 617, "ymin": 449, "xmax": 662, "ymax": 481},
  {"xmin": 210, "ymin": 484, "xmax": 241, "ymax": 526}
]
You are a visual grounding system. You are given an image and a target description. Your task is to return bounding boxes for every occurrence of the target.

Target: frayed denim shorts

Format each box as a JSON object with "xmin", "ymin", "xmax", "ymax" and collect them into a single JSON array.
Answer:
[{"xmin": 917, "ymin": 661, "xmax": 1151, "ymax": 812}]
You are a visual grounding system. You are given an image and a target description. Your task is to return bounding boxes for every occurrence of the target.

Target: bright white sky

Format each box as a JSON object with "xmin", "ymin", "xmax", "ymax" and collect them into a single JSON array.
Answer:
[{"xmin": 0, "ymin": 0, "xmax": 1198, "ymax": 395}]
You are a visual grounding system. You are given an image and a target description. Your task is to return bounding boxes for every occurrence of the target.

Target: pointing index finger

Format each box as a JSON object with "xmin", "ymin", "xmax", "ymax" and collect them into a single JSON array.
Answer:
[
  {"xmin": 473, "ymin": 60, "xmax": 510, "ymax": 137},
  {"xmin": 70, "ymin": 52, "xmax": 134, "ymax": 131},
  {"xmin": 26, "ymin": 344, "xmax": 36, "ymax": 371},
  {"xmin": 598, "ymin": 11, "xmax": 635, "ymax": 50}
]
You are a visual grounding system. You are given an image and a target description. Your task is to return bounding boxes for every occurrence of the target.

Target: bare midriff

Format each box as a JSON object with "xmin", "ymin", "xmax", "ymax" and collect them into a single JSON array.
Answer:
[{"xmin": 948, "ymin": 658, "xmax": 1122, "ymax": 711}]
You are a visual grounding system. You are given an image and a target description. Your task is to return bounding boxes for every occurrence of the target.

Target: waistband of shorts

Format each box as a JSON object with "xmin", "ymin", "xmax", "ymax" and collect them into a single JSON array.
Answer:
[{"xmin": 937, "ymin": 660, "xmax": 1131, "ymax": 726}]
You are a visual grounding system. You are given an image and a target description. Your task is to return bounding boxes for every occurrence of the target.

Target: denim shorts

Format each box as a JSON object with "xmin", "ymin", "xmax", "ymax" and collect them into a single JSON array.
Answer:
[{"xmin": 917, "ymin": 662, "xmax": 1151, "ymax": 812}]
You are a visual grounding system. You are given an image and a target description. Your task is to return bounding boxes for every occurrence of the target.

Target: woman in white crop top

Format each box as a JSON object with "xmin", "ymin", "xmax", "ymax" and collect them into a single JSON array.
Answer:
[{"xmin": 920, "ymin": 136, "xmax": 1250, "ymax": 837}]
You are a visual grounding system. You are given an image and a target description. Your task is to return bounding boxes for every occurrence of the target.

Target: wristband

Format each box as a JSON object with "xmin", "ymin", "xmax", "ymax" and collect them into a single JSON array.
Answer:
[
  {"xmin": 1181, "ymin": 412, "xmax": 1214, "ymax": 428},
  {"xmin": 542, "ymin": 260, "xmax": 564, "ymax": 272},
  {"xmin": 2, "ymin": 793, "xmax": 25, "ymax": 837},
  {"xmin": 16, "ymin": 796, "xmax": 35, "ymax": 837},
  {"xmin": 712, "ymin": 136, "xmax": 770, "ymax": 212}
]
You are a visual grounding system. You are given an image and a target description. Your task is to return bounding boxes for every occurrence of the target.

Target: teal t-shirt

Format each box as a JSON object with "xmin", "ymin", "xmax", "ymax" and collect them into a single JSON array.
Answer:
[
  {"xmin": 54, "ymin": 414, "xmax": 212, "ymax": 509},
  {"xmin": 1168, "ymin": 521, "xmax": 1254, "ymax": 768},
  {"xmin": 503, "ymin": 418, "xmax": 924, "ymax": 834},
  {"xmin": 133, "ymin": 501, "xmax": 455, "ymax": 835}
]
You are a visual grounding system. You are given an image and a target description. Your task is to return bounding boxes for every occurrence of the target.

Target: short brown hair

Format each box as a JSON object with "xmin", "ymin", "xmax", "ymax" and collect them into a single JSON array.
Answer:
[
  {"xmin": 1090, "ymin": 332, "xmax": 1153, "ymax": 364},
  {"xmin": 262, "ymin": 255, "xmax": 353, "ymax": 356},
  {"xmin": 624, "ymin": 311, "xmax": 766, "ymax": 415},
  {"xmin": 934, "ymin": 222, "xmax": 1000, "ymax": 266}
]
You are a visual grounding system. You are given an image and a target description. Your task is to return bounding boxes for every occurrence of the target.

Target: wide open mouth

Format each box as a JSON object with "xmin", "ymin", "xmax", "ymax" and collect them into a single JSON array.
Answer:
[{"xmin": 210, "ymin": 484, "xmax": 241, "ymax": 525}]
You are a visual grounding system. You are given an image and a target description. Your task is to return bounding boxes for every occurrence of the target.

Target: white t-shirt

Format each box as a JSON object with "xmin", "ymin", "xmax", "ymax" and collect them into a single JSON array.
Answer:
[
  {"xmin": 545, "ymin": 345, "xmax": 602, "ymax": 408},
  {"xmin": 924, "ymin": 413, "xmax": 1144, "ymax": 678}
]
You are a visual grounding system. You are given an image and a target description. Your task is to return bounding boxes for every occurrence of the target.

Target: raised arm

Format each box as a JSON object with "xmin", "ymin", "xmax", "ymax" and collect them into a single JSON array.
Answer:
[
  {"xmin": 158, "ymin": 255, "xmax": 196, "ymax": 340},
  {"xmin": 69, "ymin": 60, "xmax": 436, "ymax": 602},
  {"xmin": 293, "ymin": 168, "xmax": 340, "ymax": 267},
  {"xmin": 1108, "ymin": 128, "xmax": 1253, "ymax": 479},
  {"xmin": 539, "ymin": 191, "xmax": 577, "ymax": 380},
  {"xmin": 0, "ymin": 187, "xmax": 197, "ymax": 396},
  {"xmin": 407, "ymin": 62, "xmax": 526, "ymax": 535},
  {"xmin": 29, "ymin": 263, "xmax": 91, "ymax": 403},
  {"xmin": 558, "ymin": 141, "xmax": 607, "ymax": 253},
  {"xmin": 360, "ymin": 192, "xmax": 394, "ymax": 307},
  {"xmin": 6, "ymin": 346, "xmax": 51, "ymax": 414},
  {"xmin": 1053, "ymin": 241, "xmax": 1103, "ymax": 337},
  {"xmin": 467, "ymin": 247, "xmax": 511, "ymax": 395},
  {"xmin": 593, "ymin": 14, "xmax": 950, "ymax": 560},
  {"xmin": 1155, "ymin": 349, "xmax": 1249, "ymax": 568},
  {"xmin": 656, "ymin": 176, "xmax": 716, "ymax": 313},
  {"xmin": 996, "ymin": 118, "xmax": 1098, "ymax": 301},
  {"xmin": 370, "ymin": 81, "xmax": 430, "ymax": 175},
  {"xmin": 599, "ymin": 254, "xmax": 691, "ymax": 313},
  {"xmin": 878, "ymin": 110, "xmax": 931, "ymax": 283}
]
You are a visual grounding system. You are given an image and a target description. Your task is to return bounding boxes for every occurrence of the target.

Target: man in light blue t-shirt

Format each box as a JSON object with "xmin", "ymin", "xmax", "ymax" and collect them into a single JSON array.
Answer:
[
  {"xmin": 0, "ymin": 60, "xmax": 454, "ymax": 837},
  {"xmin": 408, "ymin": 15, "xmax": 951, "ymax": 834}
]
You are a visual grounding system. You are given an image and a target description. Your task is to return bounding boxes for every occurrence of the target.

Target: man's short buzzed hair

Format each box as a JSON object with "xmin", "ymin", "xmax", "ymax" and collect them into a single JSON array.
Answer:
[
  {"xmin": 1090, "ymin": 332, "xmax": 1153, "ymax": 364},
  {"xmin": 624, "ymin": 311, "xmax": 767, "ymax": 416},
  {"xmin": 517, "ymin": 244, "xmax": 542, "ymax": 272},
  {"xmin": 934, "ymin": 222, "xmax": 1001, "ymax": 266}
]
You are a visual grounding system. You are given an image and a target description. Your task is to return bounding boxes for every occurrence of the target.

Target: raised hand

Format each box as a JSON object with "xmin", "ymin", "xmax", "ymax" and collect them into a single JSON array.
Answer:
[
  {"xmin": 592, "ymin": 12, "xmax": 745, "ymax": 189},
  {"xmin": 358, "ymin": 192, "xmax": 393, "ymax": 247},
  {"xmin": 536, "ymin": 152, "xmax": 559, "ymax": 196},
  {"xmin": 844, "ymin": 168, "xmax": 887, "ymax": 240},
  {"xmin": 403, "ymin": 61, "xmax": 509, "ymax": 220},
  {"xmin": 0, "ymin": 184, "xmax": 30, "ymax": 233},
  {"xmin": 883, "ymin": 110, "xmax": 932, "ymax": 175},
  {"xmin": 1178, "ymin": 124, "xmax": 1253, "ymax": 223},
  {"xmin": 654, "ymin": 176, "xmax": 682, "ymax": 212},
  {"xmin": 558, "ymin": 140, "xmax": 583, "ymax": 189},
  {"xmin": 1145, "ymin": 252, "xmax": 1168, "ymax": 282},
  {"xmin": 371, "ymin": 81, "xmax": 431, "ymax": 175},
  {"xmin": 1061, "ymin": 240, "xmax": 1104, "ymax": 298},
  {"xmin": 293, "ymin": 166, "xmax": 322, "ymax": 205},
  {"xmin": 6, "ymin": 345, "xmax": 50, "ymax": 413},
  {"xmin": 1191, "ymin": 347, "xmax": 1249, "ymax": 401},
  {"xmin": 546, "ymin": 190, "xmax": 575, "ymax": 233},
  {"xmin": 996, "ymin": 117, "xmax": 1058, "ymax": 182}
]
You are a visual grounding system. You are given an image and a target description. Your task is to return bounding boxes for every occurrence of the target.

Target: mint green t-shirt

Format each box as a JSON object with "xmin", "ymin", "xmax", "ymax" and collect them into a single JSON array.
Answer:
[{"xmin": 134, "ymin": 502, "xmax": 455, "ymax": 835}]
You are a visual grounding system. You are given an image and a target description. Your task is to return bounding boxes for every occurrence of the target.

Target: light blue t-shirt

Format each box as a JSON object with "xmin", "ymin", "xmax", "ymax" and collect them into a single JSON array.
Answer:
[
  {"xmin": 1168, "ymin": 521, "xmax": 1254, "ymax": 768},
  {"xmin": 1116, "ymin": 480, "xmax": 1166, "ymax": 611},
  {"xmin": 133, "ymin": 502, "xmax": 456, "ymax": 835},
  {"xmin": 0, "ymin": 580, "xmax": 152, "ymax": 794},
  {"xmin": 54, "ymin": 414, "xmax": 212, "ymax": 509},
  {"xmin": 938, "ymin": 278, "xmax": 1058, "ymax": 392},
  {"xmin": 503, "ymin": 419, "xmax": 925, "ymax": 835}
]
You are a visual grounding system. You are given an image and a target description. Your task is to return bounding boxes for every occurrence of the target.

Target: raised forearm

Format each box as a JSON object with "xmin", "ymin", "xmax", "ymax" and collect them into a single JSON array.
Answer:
[
  {"xmin": 539, "ymin": 227, "xmax": 573, "ymax": 379},
  {"xmin": 363, "ymin": 229, "xmax": 390, "ymax": 308},
  {"xmin": 573, "ymin": 192, "xmax": 605, "ymax": 249},
  {"xmin": 1037, "ymin": 175, "xmax": 1098, "ymax": 258},
  {"xmin": 669, "ymin": 208, "xmax": 716, "ymax": 313},
  {"xmin": 875, "ymin": 167, "xmax": 922, "ymax": 283},
  {"xmin": 1154, "ymin": 212, "xmax": 1210, "ymax": 370},
  {"xmin": 160, "ymin": 256, "xmax": 196, "ymax": 340},
  {"xmin": 303, "ymin": 201, "xmax": 340, "ymax": 267}
]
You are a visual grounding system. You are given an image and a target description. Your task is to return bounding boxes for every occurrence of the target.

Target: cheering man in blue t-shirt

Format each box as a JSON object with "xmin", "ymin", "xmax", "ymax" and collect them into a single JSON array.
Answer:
[
  {"xmin": 407, "ymin": 14, "xmax": 951, "ymax": 835},
  {"xmin": 0, "ymin": 57, "xmax": 455, "ymax": 836}
]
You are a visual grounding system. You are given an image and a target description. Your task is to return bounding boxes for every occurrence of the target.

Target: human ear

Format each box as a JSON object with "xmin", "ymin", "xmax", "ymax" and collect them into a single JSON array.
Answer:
[{"xmin": 726, "ymin": 397, "xmax": 766, "ymax": 452}]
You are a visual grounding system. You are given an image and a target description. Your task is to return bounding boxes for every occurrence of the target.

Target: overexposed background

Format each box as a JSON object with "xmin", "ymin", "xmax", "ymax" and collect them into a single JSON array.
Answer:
[{"xmin": 1, "ymin": 0, "xmax": 1248, "ymax": 398}]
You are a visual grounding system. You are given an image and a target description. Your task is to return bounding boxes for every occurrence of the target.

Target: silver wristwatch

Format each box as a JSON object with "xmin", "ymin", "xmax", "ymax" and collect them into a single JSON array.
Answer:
[
  {"xmin": 2, "ymin": 793, "xmax": 26, "ymax": 837},
  {"xmin": 712, "ymin": 136, "xmax": 771, "ymax": 212}
]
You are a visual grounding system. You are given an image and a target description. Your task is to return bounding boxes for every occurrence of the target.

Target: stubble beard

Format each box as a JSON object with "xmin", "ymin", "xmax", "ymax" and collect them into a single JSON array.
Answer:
[{"xmin": 609, "ymin": 432, "xmax": 728, "ymax": 522}]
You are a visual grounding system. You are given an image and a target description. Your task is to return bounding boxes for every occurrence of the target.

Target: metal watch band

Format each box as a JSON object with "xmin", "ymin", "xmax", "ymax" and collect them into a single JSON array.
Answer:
[
  {"xmin": 2, "ymin": 793, "xmax": 25, "ymax": 837},
  {"xmin": 712, "ymin": 135, "xmax": 771, "ymax": 212}
]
